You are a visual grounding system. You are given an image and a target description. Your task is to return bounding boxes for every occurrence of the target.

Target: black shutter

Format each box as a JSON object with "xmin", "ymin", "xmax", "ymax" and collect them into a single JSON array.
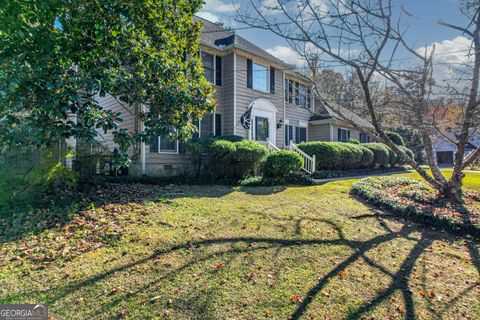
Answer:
[
  {"xmin": 215, "ymin": 56, "xmax": 222, "ymax": 86},
  {"xmin": 284, "ymin": 79, "xmax": 289, "ymax": 101},
  {"xmin": 289, "ymin": 126, "xmax": 293, "ymax": 145},
  {"xmin": 288, "ymin": 80, "xmax": 293, "ymax": 103},
  {"xmin": 295, "ymin": 82, "xmax": 299, "ymax": 105},
  {"xmin": 151, "ymin": 135, "xmax": 158, "ymax": 153},
  {"xmin": 338, "ymin": 128, "xmax": 341, "ymax": 142},
  {"xmin": 215, "ymin": 113, "xmax": 222, "ymax": 136},
  {"xmin": 295, "ymin": 126, "xmax": 300, "ymax": 143},
  {"xmin": 307, "ymin": 87, "xmax": 312, "ymax": 109},
  {"xmin": 247, "ymin": 59, "xmax": 253, "ymax": 88},
  {"xmin": 270, "ymin": 67, "xmax": 275, "ymax": 94},
  {"xmin": 284, "ymin": 125, "xmax": 289, "ymax": 146}
]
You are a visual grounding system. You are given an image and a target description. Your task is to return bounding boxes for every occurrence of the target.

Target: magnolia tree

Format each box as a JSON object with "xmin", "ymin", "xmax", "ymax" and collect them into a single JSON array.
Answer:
[
  {"xmin": 238, "ymin": 0, "xmax": 480, "ymax": 203},
  {"xmin": 0, "ymin": 0, "xmax": 214, "ymax": 165}
]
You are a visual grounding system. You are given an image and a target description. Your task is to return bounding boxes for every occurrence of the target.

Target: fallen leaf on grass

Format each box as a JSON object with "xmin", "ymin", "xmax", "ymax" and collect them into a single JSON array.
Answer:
[
  {"xmin": 419, "ymin": 290, "xmax": 426, "ymax": 297},
  {"xmin": 214, "ymin": 263, "xmax": 223, "ymax": 270},
  {"xmin": 338, "ymin": 271, "xmax": 346, "ymax": 278},
  {"xmin": 291, "ymin": 295, "xmax": 301, "ymax": 303}
]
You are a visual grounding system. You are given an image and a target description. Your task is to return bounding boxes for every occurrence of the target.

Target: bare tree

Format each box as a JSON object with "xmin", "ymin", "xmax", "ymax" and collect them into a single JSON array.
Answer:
[{"xmin": 237, "ymin": 0, "xmax": 480, "ymax": 203}]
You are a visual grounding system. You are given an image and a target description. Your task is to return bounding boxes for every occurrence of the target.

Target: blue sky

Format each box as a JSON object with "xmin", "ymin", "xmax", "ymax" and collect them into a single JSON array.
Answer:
[{"xmin": 198, "ymin": 0, "xmax": 472, "ymax": 81}]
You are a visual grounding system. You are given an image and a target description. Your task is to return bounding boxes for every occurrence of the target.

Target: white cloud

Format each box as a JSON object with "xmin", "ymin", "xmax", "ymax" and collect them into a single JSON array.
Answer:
[
  {"xmin": 417, "ymin": 36, "xmax": 473, "ymax": 85},
  {"xmin": 196, "ymin": 11, "xmax": 221, "ymax": 23},
  {"xmin": 266, "ymin": 45, "xmax": 303, "ymax": 65},
  {"xmin": 202, "ymin": 0, "xmax": 236, "ymax": 13}
]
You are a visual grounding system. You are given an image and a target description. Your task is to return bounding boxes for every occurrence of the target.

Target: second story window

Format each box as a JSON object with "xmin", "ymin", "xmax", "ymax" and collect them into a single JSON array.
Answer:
[
  {"xmin": 252, "ymin": 63, "xmax": 268, "ymax": 92},
  {"xmin": 286, "ymin": 79, "xmax": 312, "ymax": 109},
  {"xmin": 201, "ymin": 51, "xmax": 214, "ymax": 83}
]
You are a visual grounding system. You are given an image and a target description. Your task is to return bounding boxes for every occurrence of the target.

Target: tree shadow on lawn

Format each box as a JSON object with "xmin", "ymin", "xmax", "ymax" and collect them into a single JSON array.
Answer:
[
  {"xmin": 0, "ymin": 184, "xmax": 237, "ymax": 246},
  {"xmin": 4, "ymin": 209, "xmax": 479, "ymax": 319}
]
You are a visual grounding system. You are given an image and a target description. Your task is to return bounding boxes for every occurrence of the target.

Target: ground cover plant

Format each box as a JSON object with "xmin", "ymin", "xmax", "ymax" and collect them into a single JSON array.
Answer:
[
  {"xmin": 0, "ymin": 170, "xmax": 478, "ymax": 319},
  {"xmin": 352, "ymin": 177, "xmax": 480, "ymax": 237}
]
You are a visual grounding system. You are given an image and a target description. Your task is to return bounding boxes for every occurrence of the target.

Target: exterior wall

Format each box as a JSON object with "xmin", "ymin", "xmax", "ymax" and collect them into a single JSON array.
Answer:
[
  {"xmin": 331, "ymin": 124, "xmax": 362, "ymax": 142},
  {"xmin": 95, "ymin": 93, "xmax": 137, "ymax": 152},
  {"xmin": 308, "ymin": 123, "xmax": 332, "ymax": 142},
  {"xmin": 284, "ymin": 74, "xmax": 314, "ymax": 146}
]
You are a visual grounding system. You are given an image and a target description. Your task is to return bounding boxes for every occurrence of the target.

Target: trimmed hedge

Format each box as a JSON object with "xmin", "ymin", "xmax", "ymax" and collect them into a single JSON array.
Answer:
[
  {"xmin": 297, "ymin": 142, "xmax": 374, "ymax": 170},
  {"xmin": 263, "ymin": 150, "xmax": 303, "ymax": 178},
  {"xmin": 352, "ymin": 177, "xmax": 480, "ymax": 238},
  {"xmin": 363, "ymin": 143, "xmax": 390, "ymax": 167},
  {"xmin": 398, "ymin": 146, "xmax": 415, "ymax": 164},
  {"xmin": 385, "ymin": 131, "xmax": 405, "ymax": 146}
]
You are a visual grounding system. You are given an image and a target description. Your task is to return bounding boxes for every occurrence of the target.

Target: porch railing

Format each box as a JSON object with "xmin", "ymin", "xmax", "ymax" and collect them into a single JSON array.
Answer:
[
  {"xmin": 288, "ymin": 141, "xmax": 316, "ymax": 175},
  {"xmin": 266, "ymin": 139, "xmax": 280, "ymax": 152}
]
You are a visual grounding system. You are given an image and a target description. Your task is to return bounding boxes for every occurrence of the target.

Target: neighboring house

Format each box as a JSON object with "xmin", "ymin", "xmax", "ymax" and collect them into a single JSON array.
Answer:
[
  {"xmin": 94, "ymin": 17, "xmax": 373, "ymax": 176},
  {"xmin": 432, "ymin": 131, "xmax": 479, "ymax": 165}
]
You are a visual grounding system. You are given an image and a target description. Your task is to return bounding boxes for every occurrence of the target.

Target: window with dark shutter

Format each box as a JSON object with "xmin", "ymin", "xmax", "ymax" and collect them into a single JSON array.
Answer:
[
  {"xmin": 247, "ymin": 59, "xmax": 253, "ymax": 88},
  {"xmin": 215, "ymin": 56, "xmax": 222, "ymax": 86},
  {"xmin": 295, "ymin": 126, "xmax": 300, "ymax": 143},
  {"xmin": 270, "ymin": 67, "xmax": 275, "ymax": 94},
  {"xmin": 215, "ymin": 114, "xmax": 222, "ymax": 136}
]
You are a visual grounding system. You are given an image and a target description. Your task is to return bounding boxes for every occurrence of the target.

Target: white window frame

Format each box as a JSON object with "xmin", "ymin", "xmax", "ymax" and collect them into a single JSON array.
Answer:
[
  {"xmin": 252, "ymin": 62, "xmax": 269, "ymax": 93},
  {"xmin": 200, "ymin": 50, "xmax": 216, "ymax": 85},
  {"xmin": 158, "ymin": 135, "xmax": 179, "ymax": 154},
  {"xmin": 338, "ymin": 127, "xmax": 351, "ymax": 142}
]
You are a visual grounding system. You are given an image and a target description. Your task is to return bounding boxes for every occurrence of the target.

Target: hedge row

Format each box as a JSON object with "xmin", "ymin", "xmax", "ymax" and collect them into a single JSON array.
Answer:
[{"xmin": 297, "ymin": 142, "xmax": 414, "ymax": 170}]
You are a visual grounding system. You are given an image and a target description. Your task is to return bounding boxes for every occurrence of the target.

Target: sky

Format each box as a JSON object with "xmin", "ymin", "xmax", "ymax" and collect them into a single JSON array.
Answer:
[{"xmin": 197, "ymin": 0, "xmax": 474, "ymax": 83}]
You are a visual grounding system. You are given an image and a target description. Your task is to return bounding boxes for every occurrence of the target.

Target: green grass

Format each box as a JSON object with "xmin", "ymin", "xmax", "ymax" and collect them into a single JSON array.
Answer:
[
  {"xmin": 399, "ymin": 168, "xmax": 480, "ymax": 192},
  {"xmin": 0, "ymin": 171, "xmax": 479, "ymax": 319}
]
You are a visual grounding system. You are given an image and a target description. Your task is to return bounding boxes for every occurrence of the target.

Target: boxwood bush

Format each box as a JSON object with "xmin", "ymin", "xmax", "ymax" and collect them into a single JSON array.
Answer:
[
  {"xmin": 297, "ymin": 142, "xmax": 373, "ymax": 170},
  {"xmin": 263, "ymin": 150, "xmax": 303, "ymax": 178},
  {"xmin": 363, "ymin": 143, "xmax": 390, "ymax": 167},
  {"xmin": 385, "ymin": 131, "xmax": 405, "ymax": 146}
]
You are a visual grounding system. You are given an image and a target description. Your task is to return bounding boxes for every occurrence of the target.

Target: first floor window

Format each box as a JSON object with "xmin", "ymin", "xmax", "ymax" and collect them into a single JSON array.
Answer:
[
  {"xmin": 255, "ymin": 116, "xmax": 269, "ymax": 141},
  {"xmin": 295, "ymin": 126, "xmax": 307, "ymax": 144},
  {"xmin": 360, "ymin": 133, "xmax": 370, "ymax": 143},
  {"xmin": 338, "ymin": 128, "xmax": 351, "ymax": 142},
  {"xmin": 159, "ymin": 135, "xmax": 178, "ymax": 153}
]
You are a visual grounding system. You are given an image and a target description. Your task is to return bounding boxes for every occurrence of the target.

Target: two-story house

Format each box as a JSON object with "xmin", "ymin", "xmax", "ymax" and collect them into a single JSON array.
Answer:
[{"xmin": 94, "ymin": 17, "xmax": 372, "ymax": 176}]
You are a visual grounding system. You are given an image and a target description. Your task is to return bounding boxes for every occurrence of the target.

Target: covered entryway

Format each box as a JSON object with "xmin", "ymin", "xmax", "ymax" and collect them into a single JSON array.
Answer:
[
  {"xmin": 248, "ymin": 98, "xmax": 277, "ymax": 145},
  {"xmin": 437, "ymin": 151, "xmax": 454, "ymax": 165}
]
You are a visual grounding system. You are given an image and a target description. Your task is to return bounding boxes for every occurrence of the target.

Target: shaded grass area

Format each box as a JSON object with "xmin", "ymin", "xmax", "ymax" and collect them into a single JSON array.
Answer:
[{"xmin": 0, "ymin": 177, "xmax": 479, "ymax": 319}]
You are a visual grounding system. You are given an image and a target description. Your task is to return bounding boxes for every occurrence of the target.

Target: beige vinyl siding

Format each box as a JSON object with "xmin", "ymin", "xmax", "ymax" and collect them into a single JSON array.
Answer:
[
  {"xmin": 234, "ymin": 54, "xmax": 285, "ymax": 144},
  {"xmin": 308, "ymin": 123, "xmax": 332, "ymax": 142},
  {"xmin": 95, "ymin": 93, "xmax": 136, "ymax": 152}
]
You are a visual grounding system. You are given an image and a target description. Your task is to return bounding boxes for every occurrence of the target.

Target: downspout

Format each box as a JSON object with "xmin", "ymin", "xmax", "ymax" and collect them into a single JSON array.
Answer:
[
  {"xmin": 233, "ymin": 51, "xmax": 237, "ymax": 135},
  {"xmin": 141, "ymin": 104, "xmax": 146, "ymax": 176}
]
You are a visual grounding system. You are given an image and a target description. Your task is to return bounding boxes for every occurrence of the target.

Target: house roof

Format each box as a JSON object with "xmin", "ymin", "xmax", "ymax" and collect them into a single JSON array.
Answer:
[
  {"xmin": 195, "ymin": 16, "xmax": 294, "ymax": 68},
  {"xmin": 311, "ymin": 102, "xmax": 375, "ymax": 131},
  {"xmin": 432, "ymin": 131, "xmax": 479, "ymax": 150}
]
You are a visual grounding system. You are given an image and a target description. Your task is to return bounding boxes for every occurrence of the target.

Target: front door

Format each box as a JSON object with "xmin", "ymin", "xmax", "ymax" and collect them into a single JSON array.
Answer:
[{"xmin": 255, "ymin": 116, "xmax": 269, "ymax": 141}]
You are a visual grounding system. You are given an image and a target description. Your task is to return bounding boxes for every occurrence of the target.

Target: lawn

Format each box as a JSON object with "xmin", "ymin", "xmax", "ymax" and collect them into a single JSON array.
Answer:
[{"xmin": 0, "ymin": 172, "xmax": 479, "ymax": 319}]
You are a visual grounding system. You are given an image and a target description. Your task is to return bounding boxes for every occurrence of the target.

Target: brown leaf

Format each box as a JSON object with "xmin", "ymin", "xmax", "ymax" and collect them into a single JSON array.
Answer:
[
  {"xmin": 419, "ymin": 290, "xmax": 426, "ymax": 297},
  {"xmin": 338, "ymin": 270, "xmax": 346, "ymax": 278},
  {"xmin": 214, "ymin": 263, "xmax": 223, "ymax": 270},
  {"xmin": 291, "ymin": 295, "xmax": 301, "ymax": 303}
]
